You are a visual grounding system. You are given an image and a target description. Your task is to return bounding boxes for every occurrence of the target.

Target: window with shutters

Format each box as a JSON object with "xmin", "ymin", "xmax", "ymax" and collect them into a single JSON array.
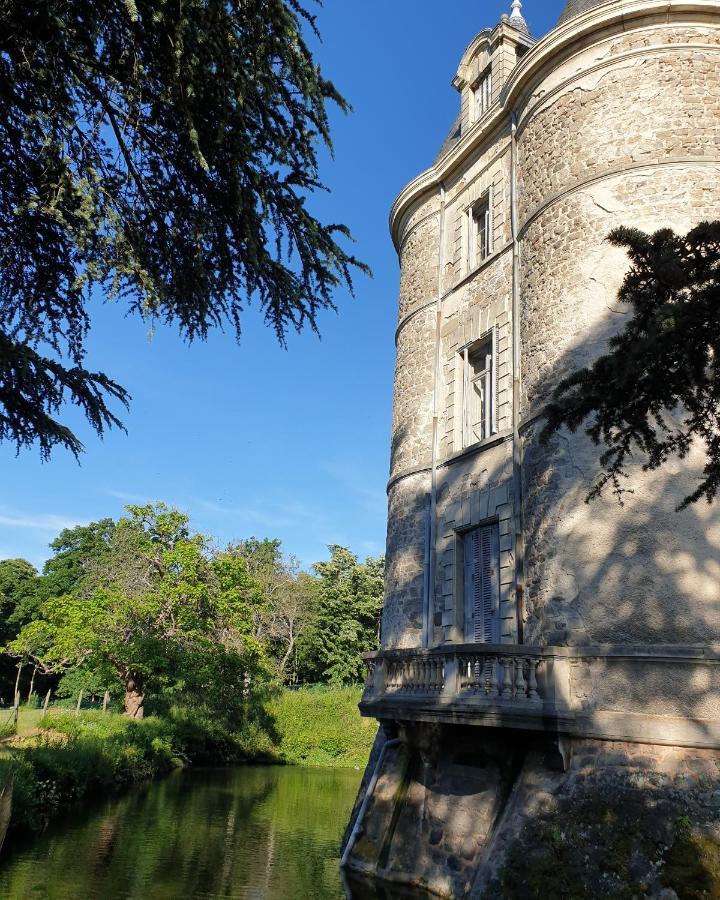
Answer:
[
  {"xmin": 467, "ymin": 193, "xmax": 492, "ymax": 272},
  {"xmin": 472, "ymin": 66, "xmax": 493, "ymax": 122},
  {"xmin": 462, "ymin": 524, "xmax": 500, "ymax": 643},
  {"xmin": 460, "ymin": 335, "xmax": 495, "ymax": 448}
]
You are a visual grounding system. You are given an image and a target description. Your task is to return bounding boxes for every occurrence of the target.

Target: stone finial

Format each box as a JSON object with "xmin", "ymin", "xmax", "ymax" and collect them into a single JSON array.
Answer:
[{"xmin": 508, "ymin": 0, "xmax": 530, "ymax": 34}]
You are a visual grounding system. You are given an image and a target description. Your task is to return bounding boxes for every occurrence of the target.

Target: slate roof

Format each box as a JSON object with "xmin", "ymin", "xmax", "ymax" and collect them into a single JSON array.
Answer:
[
  {"xmin": 557, "ymin": 0, "xmax": 612, "ymax": 26},
  {"xmin": 434, "ymin": 115, "xmax": 463, "ymax": 164}
]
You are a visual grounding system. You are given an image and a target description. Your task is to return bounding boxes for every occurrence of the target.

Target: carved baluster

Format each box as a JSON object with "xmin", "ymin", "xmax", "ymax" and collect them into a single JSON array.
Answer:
[
  {"xmin": 528, "ymin": 658, "xmax": 540, "ymax": 701},
  {"xmin": 515, "ymin": 657, "xmax": 528, "ymax": 700},
  {"xmin": 480, "ymin": 655, "xmax": 490, "ymax": 695},
  {"xmin": 488, "ymin": 657, "xmax": 499, "ymax": 696},
  {"xmin": 501, "ymin": 658, "xmax": 513, "ymax": 698}
]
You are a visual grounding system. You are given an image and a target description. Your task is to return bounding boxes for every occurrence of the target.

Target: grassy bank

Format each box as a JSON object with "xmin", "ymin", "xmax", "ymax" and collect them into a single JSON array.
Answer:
[
  {"xmin": 0, "ymin": 685, "xmax": 373, "ymax": 838},
  {"xmin": 269, "ymin": 685, "xmax": 376, "ymax": 767}
]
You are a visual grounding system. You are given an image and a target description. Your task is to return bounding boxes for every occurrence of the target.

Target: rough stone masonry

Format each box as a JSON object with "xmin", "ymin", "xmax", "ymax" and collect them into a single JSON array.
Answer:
[{"xmin": 344, "ymin": 1, "xmax": 720, "ymax": 897}]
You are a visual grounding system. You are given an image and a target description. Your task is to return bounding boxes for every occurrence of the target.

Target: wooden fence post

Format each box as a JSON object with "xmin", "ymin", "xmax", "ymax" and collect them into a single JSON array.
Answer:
[
  {"xmin": 75, "ymin": 689, "xmax": 84, "ymax": 716},
  {"xmin": 13, "ymin": 663, "xmax": 23, "ymax": 710},
  {"xmin": 26, "ymin": 666, "xmax": 37, "ymax": 705}
]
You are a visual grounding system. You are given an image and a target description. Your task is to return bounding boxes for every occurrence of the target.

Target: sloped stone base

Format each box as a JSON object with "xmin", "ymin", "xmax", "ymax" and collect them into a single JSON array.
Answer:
[{"xmin": 344, "ymin": 725, "xmax": 720, "ymax": 898}]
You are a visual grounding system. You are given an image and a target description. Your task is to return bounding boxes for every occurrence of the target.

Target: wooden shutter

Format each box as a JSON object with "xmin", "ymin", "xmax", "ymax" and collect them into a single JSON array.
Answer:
[{"xmin": 464, "ymin": 524, "xmax": 499, "ymax": 643}]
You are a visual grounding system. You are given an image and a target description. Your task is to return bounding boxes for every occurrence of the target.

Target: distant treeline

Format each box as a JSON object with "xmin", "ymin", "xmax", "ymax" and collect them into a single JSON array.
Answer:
[{"xmin": 0, "ymin": 503, "xmax": 384, "ymax": 719}]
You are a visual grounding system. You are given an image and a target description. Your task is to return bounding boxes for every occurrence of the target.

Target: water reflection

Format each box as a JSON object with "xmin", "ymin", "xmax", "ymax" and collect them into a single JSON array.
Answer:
[{"xmin": 0, "ymin": 766, "xmax": 363, "ymax": 900}]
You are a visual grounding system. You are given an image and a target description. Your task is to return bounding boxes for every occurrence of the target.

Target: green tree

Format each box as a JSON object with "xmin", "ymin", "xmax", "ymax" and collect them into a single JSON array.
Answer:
[
  {"xmin": 9, "ymin": 504, "xmax": 268, "ymax": 718},
  {"xmin": 542, "ymin": 222, "xmax": 720, "ymax": 510},
  {"xmin": 2, "ymin": 519, "xmax": 119, "ymax": 633},
  {"xmin": 0, "ymin": 558, "xmax": 41, "ymax": 700},
  {"xmin": 222, "ymin": 537, "xmax": 315, "ymax": 682},
  {"xmin": 302, "ymin": 546, "xmax": 383, "ymax": 685},
  {"xmin": 42, "ymin": 519, "xmax": 116, "ymax": 598},
  {"xmin": 0, "ymin": 559, "xmax": 38, "ymax": 642},
  {"xmin": 1, "ymin": 0, "xmax": 368, "ymax": 458}
]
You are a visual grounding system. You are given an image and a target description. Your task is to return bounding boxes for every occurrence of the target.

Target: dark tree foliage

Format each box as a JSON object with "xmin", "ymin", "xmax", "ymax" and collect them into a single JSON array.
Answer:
[
  {"xmin": 541, "ymin": 222, "xmax": 720, "ymax": 510},
  {"xmin": 0, "ymin": 0, "xmax": 367, "ymax": 457}
]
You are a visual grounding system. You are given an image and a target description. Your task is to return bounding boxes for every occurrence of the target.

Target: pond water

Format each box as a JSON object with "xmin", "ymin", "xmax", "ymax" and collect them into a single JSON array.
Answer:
[{"xmin": 0, "ymin": 765, "xmax": 365, "ymax": 899}]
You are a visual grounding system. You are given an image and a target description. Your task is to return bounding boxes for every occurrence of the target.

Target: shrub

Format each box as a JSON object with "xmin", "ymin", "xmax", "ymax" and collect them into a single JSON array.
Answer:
[{"xmin": 268, "ymin": 685, "xmax": 374, "ymax": 767}]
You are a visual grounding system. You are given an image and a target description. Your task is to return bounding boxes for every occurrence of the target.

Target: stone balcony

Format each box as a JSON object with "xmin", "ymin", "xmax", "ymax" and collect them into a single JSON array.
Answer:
[{"xmin": 360, "ymin": 643, "xmax": 720, "ymax": 749}]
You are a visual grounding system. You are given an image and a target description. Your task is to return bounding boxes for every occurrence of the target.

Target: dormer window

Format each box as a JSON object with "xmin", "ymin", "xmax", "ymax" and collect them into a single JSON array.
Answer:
[{"xmin": 472, "ymin": 66, "xmax": 493, "ymax": 122}]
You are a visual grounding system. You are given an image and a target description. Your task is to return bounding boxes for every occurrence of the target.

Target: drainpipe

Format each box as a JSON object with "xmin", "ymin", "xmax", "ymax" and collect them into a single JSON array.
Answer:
[
  {"xmin": 425, "ymin": 184, "xmax": 447, "ymax": 649},
  {"xmin": 510, "ymin": 111, "xmax": 525, "ymax": 642},
  {"xmin": 340, "ymin": 738, "xmax": 402, "ymax": 869}
]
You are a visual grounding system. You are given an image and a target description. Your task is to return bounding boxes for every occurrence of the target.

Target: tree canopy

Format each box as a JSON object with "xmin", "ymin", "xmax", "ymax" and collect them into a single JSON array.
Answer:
[
  {"xmin": 541, "ymin": 222, "xmax": 720, "ymax": 510},
  {"xmin": 1, "ymin": 0, "xmax": 367, "ymax": 458},
  {"xmin": 1, "ymin": 506, "xmax": 384, "ymax": 715},
  {"xmin": 299, "ymin": 545, "xmax": 384, "ymax": 684}
]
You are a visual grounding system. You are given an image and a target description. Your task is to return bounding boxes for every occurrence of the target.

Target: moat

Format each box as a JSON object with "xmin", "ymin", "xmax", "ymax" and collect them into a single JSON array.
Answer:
[{"xmin": 0, "ymin": 766, "xmax": 363, "ymax": 899}]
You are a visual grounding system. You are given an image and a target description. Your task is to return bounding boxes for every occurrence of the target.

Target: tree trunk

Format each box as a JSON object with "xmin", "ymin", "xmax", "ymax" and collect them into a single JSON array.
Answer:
[
  {"xmin": 278, "ymin": 630, "xmax": 295, "ymax": 682},
  {"xmin": 124, "ymin": 671, "xmax": 144, "ymax": 719}
]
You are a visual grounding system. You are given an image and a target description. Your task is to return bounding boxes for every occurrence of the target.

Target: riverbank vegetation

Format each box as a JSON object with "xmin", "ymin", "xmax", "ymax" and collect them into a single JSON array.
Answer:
[
  {"xmin": 1, "ymin": 685, "xmax": 373, "ymax": 837},
  {"xmin": 0, "ymin": 504, "xmax": 381, "ymax": 838}
]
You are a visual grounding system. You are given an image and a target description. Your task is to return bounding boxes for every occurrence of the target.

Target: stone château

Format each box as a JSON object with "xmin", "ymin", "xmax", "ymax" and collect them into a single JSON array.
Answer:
[{"xmin": 343, "ymin": 1, "xmax": 720, "ymax": 896}]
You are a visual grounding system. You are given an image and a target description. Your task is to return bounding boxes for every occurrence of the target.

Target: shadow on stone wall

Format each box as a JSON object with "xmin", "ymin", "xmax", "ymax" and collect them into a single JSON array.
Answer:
[
  {"xmin": 359, "ymin": 301, "xmax": 720, "ymax": 897},
  {"xmin": 345, "ymin": 727, "xmax": 720, "ymax": 899},
  {"xmin": 385, "ymin": 300, "xmax": 720, "ymax": 731}
]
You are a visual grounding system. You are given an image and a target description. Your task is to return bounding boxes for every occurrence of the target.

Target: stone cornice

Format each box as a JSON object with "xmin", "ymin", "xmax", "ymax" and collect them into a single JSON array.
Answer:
[{"xmin": 389, "ymin": 0, "xmax": 720, "ymax": 251}]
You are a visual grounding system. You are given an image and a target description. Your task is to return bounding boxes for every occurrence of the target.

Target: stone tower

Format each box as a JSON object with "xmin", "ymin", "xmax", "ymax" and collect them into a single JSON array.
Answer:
[{"xmin": 343, "ymin": 1, "xmax": 720, "ymax": 896}]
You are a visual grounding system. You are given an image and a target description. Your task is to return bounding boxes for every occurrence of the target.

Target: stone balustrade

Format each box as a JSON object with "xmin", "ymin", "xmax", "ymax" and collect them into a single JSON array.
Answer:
[{"xmin": 360, "ymin": 643, "xmax": 720, "ymax": 749}]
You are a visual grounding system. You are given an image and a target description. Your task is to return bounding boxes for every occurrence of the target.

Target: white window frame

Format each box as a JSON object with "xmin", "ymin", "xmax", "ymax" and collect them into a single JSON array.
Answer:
[
  {"xmin": 472, "ymin": 65, "xmax": 493, "ymax": 123},
  {"xmin": 460, "ymin": 330, "xmax": 496, "ymax": 449},
  {"xmin": 467, "ymin": 191, "xmax": 493, "ymax": 273}
]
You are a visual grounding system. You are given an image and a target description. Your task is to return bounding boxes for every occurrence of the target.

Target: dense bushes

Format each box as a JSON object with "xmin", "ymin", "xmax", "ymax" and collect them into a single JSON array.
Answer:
[
  {"xmin": 269, "ymin": 685, "xmax": 375, "ymax": 768},
  {"xmin": 1, "ymin": 713, "xmax": 177, "ymax": 834}
]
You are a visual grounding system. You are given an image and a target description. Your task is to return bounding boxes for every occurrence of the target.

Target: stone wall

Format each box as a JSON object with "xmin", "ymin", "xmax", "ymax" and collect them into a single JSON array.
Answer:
[
  {"xmin": 383, "ymin": 0, "xmax": 720, "ymax": 686},
  {"xmin": 346, "ymin": 727, "xmax": 720, "ymax": 898},
  {"xmin": 517, "ymin": 21, "xmax": 720, "ymax": 646},
  {"xmin": 355, "ymin": 3, "xmax": 720, "ymax": 895},
  {"xmin": 383, "ymin": 472, "xmax": 429, "ymax": 649}
]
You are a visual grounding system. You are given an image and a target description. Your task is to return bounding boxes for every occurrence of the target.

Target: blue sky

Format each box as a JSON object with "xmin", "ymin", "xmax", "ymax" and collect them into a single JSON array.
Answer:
[{"xmin": 0, "ymin": 0, "xmax": 566, "ymax": 572}]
